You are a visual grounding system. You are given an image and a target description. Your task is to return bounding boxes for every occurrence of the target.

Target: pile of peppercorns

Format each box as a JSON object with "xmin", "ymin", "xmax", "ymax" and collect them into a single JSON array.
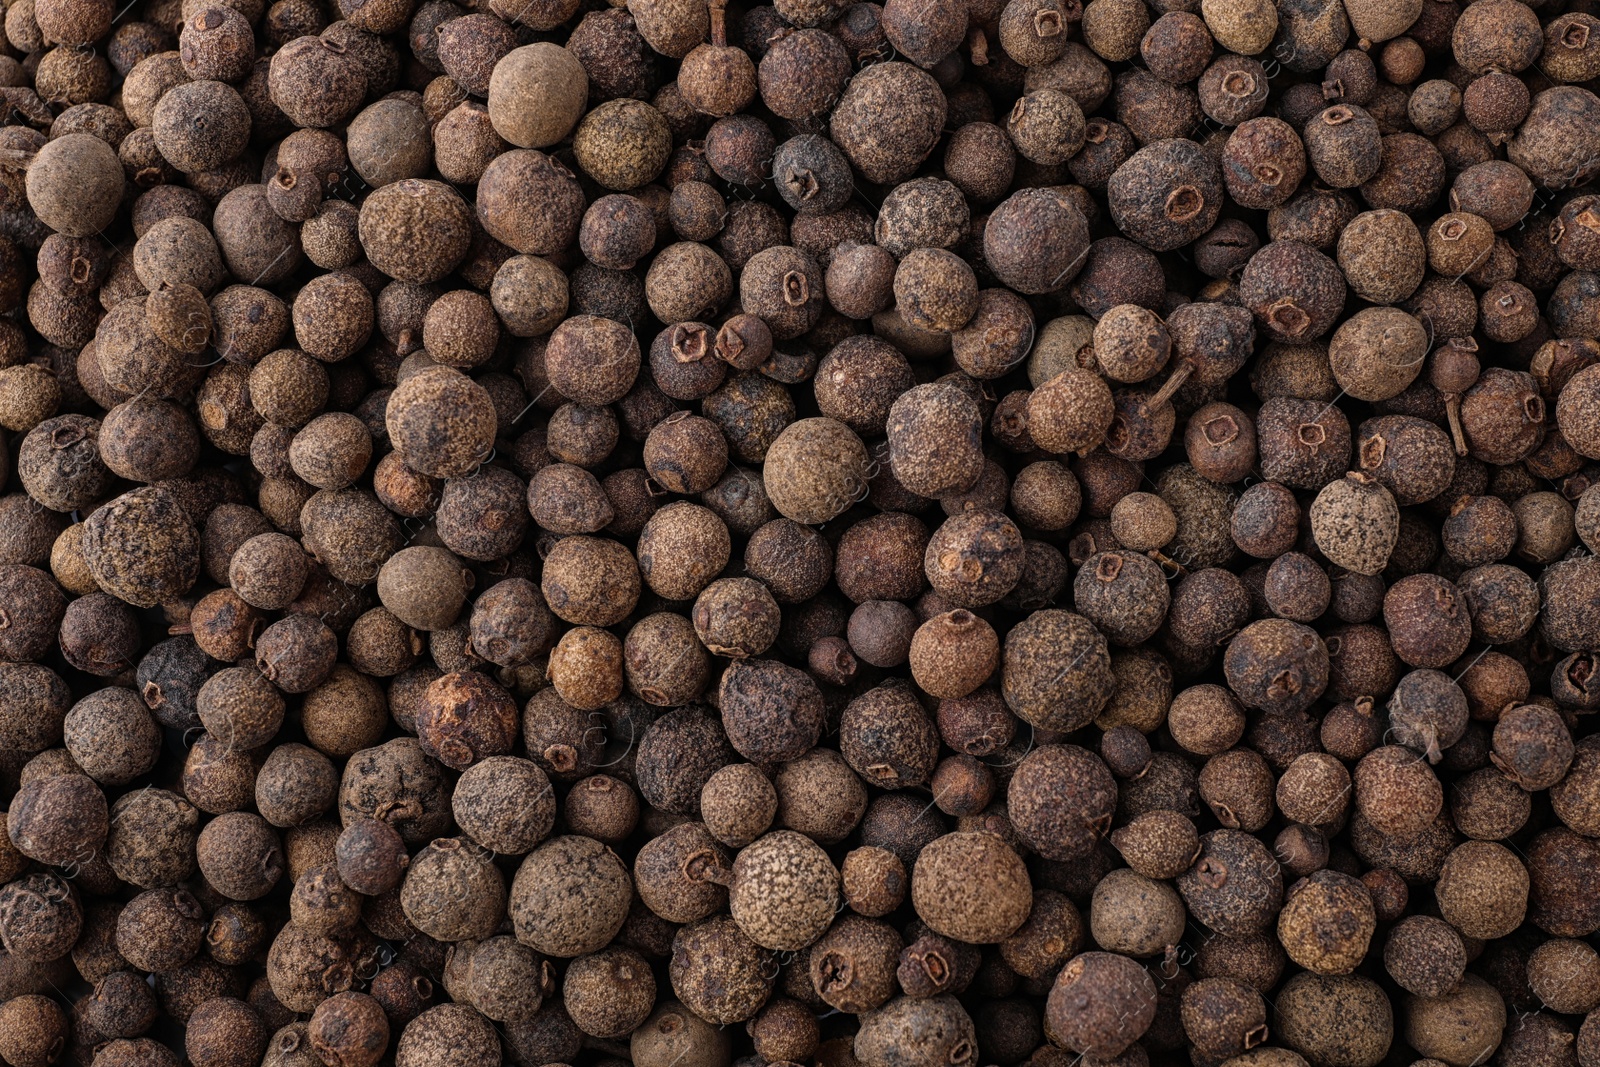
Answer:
[{"xmin": 6, "ymin": 0, "xmax": 1600, "ymax": 1065}]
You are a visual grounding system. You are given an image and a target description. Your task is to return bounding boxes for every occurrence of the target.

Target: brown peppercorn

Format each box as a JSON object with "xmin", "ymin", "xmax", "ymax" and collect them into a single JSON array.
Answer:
[
  {"xmin": 557, "ymin": 945, "xmax": 653, "ymax": 1039},
  {"xmin": 116, "ymin": 887, "xmax": 205, "ymax": 976},
  {"xmin": 828, "ymin": 60, "xmax": 945, "ymax": 185},
  {"xmin": 668, "ymin": 915, "xmax": 774, "ymax": 1026},
  {"xmin": 735, "ymin": 244, "xmax": 821, "ymax": 341},
  {"xmin": 642, "ymin": 412, "xmax": 727, "ymax": 495},
  {"xmin": 1379, "ymin": 914, "xmax": 1468, "ymax": 1004},
  {"xmin": 711, "ymin": 657, "xmax": 822, "ymax": 764},
  {"xmin": 53, "ymin": 591, "xmax": 139, "ymax": 680},
  {"xmin": 15, "ymin": 416, "xmax": 111, "ymax": 516},
  {"xmin": 984, "ymin": 187, "xmax": 1092, "ymax": 295},
  {"xmin": 415, "ymin": 670, "xmax": 518, "ymax": 771},
  {"xmin": 308, "ymin": 993, "xmax": 389, "ymax": 1067},
  {"xmin": 355, "ymin": 179, "xmax": 472, "ymax": 285},
  {"xmin": 542, "ymin": 627, "xmax": 619, "ymax": 712},
  {"xmin": 400, "ymin": 838, "xmax": 505, "ymax": 943},
  {"xmin": 924, "ymin": 508, "xmax": 1023, "ymax": 609},
  {"xmin": 1106, "ymin": 811, "xmax": 1199, "ymax": 883},
  {"xmin": 1074, "ymin": 550, "xmax": 1171, "ymax": 646},
  {"xmin": 375, "ymin": 546, "xmax": 472, "ymax": 633},
  {"xmin": 1108, "ymin": 139, "xmax": 1223, "ymax": 253},
  {"xmin": 825, "ymin": 246, "xmax": 902, "ymax": 329},
  {"xmin": 999, "ymin": 744, "xmax": 1113, "ymax": 864},
  {"xmin": 250, "ymin": 743, "xmax": 336, "ymax": 832},
  {"xmin": 1387, "ymin": 668, "xmax": 1468, "ymax": 765},
  {"xmin": 1221, "ymin": 618, "xmax": 1329, "ymax": 716},
  {"xmin": 27, "ymin": 133, "xmax": 124, "ymax": 238},
  {"xmin": 726, "ymin": 829, "xmax": 839, "ymax": 951},
  {"xmin": 1308, "ymin": 473, "xmax": 1398, "ymax": 577},
  {"xmin": 1045, "ymin": 952, "xmax": 1156, "ymax": 1060},
  {"xmin": 761, "ymin": 417, "xmax": 870, "ymax": 525},
  {"xmin": 767, "ymin": 748, "xmax": 865, "ymax": 850},
  {"xmin": 1028, "ymin": 369, "xmax": 1115, "ymax": 456},
  {"xmin": 384, "ymin": 367, "xmax": 495, "ymax": 480},
  {"xmin": 554, "ymin": 774, "xmax": 633, "ymax": 845},
  {"xmin": 1450, "ymin": 764, "xmax": 1531, "ymax": 843},
  {"xmin": 1521, "ymin": 938, "xmax": 1600, "ymax": 1016},
  {"xmin": 266, "ymin": 35, "xmax": 366, "ymax": 129},
  {"xmin": 195, "ymin": 665, "xmax": 284, "ymax": 751},
  {"xmin": 1085, "ymin": 865, "xmax": 1182, "ymax": 961},
  {"xmin": 893, "ymin": 248, "xmax": 979, "ymax": 334},
  {"xmin": 632, "ymin": 503, "xmax": 727, "ymax": 607},
  {"xmin": 196, "ymin": 811, "xmax": 284, "ymax": 903},
  {"xmin": 1435, "ymin": 839, "xmax": 1529, "ymax": 941}
]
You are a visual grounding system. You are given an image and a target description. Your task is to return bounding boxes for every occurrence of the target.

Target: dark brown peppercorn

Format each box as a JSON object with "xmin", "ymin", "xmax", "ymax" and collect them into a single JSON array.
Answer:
[
  {"xmin": 984, "ymin": 187, "xmax": 1091, "ymax": 296},
  {"xmin": 707, "ymin": 656, "xmax": 821, "ymax": 763},
  {"xmin": 1046, "ymin": 952, "xmax": 1155, "ymax": 1060},
  {"xmin": 414, "ymin": 671, "xmax": 518, "ymax": 771}
]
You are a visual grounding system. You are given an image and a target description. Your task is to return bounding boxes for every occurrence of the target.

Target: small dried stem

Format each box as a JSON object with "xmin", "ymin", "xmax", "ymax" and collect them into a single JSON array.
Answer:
[
  {"xmin": 1444, "ymin": 395, "xmax": 1468, "ymax": 456},
  {"xmin": 1147, "ymin": 360, "xmax": 1194, "ymax": 409},
  {"xmin": 709, "ymin": 0, "xmax": 728, "ymax": 48}
]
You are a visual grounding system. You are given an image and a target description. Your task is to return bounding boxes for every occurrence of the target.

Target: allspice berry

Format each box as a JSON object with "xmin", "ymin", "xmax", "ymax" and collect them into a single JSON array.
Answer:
[
  {"xmin": 1384, "ymin": 914, "xmax": 1467, "ymax": 998},
  {"xmin": 763, "ymin": 417, "xmax": 870, "ymax": 524},
  {"xmin": 1089, "ymin": 867, "xmax": 1184, "ymax": 957},
  {"xmin": 1276, "ymin": 974, "xmax": 1395, "ymax": 1067},
  {"xmin": 385, "ymin": 368, "xmax": 495, "ymax": 479},
  {"xmin": 1180, "ymin": 978, "xmax": 1269, "ymax": 1061},
  {"xmin": 888, "ymin": 383, "xmax": 985, "ymax": 499},
  {"xmin": 1436, "ymin": 840, "xmax": 1528, "ymax": 940},
  {"xmin": 309, "ymin": 993, "xmax": 389, "ymax": 1067},
  {"xmin": 1277, "ymin": 870, "xmax": 1376, "ymax": 975},
  {"xmin": 909, "ymin": 831, "xmax": 1031, "ymax": 945},
  {"xmin": 854, "ymin": 996, "xmax": 977, "ymax": 1067},
  {"xmin": 1310, "ymin": 472, "xmax": 1399, "ymax": 576},
  {"xmin": 1045, "ymin": 952, "xmax": 1156, "ymax": 1060},
  {"xmin": 1, "ymin": 0, "xmax": 1598, "ymax": 1057},
  {"xmin": 509, "ymin": 835, "xmax": 632, "ymax": 958},
  {"xmin": 728, "ymin": 830, "xmax": 840, "ymax": 951},
  {"xmin": 487, "ymin": 43, "xmax": 586, "ymax": 148},
  {"xmin": 909, "ymin": 610, "xmax": 999, "ymax": 699},
  {"xmin": 668, "ymin": 916, "xmax": 774, "ymax": 1026},
  {"xmin": 841, "ymin": 846, "xmax": 907, "ymax": 919},
  {"xmin": 1028, "ymin": 369, "xmax": 1115, "ymax": 456},
  {"xmin": 700, "ymin": 763, "xmax": 777, "ymax": 849}
]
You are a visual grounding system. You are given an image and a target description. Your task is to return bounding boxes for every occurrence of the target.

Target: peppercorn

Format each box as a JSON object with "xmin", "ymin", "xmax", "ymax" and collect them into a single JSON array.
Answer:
[
  {"xmin": 667, "ymin": 916, "xmax": 774, "ymax": 1026},
  {"xmin": 1045, "ymin": 952, "xmax": 1156, "ymax": 1060},
  {"xmin": 399, "ymin": 838, "xmax": 505, "ymax": 943},
  {"xmin": 770, "ymin": 753, "xmax": 860, "ymax": 845},
  {"xmin": 984, "ymin": 187, "xmax": 1091, "ymax": 295}
]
